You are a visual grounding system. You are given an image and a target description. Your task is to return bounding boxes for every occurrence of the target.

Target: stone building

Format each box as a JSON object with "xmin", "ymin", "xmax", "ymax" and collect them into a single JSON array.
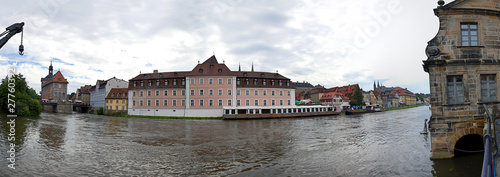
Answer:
[
  {"xmin": 423, "ymin": 0, "xmax": 500, "ymax": 159},
  {"xmin": 40, "ymin": 62, "xmax": 68, "ymax": 101}
]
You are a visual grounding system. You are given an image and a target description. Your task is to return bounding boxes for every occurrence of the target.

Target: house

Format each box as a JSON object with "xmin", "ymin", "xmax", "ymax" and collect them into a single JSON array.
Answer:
[
  {"xmin": 390, "ymin": 87, "xmax": 416, "ymax": 106},
  {"xmin": 105, "ymin": 88, "xmax": 128, "ymax": 113},
  {"xmin": 40, "ymin": 62, "xmax": 68, "ymax": 101},
  {"xmin": 128, "ymin": 55, "xmax": 296, "ymax": 117},
  {"xmin": 320, "ymin": 92, "xmax": 343, "ymax": 107},
  {"xmin": 76, "ymin": 85, "xmax": 92, "ymax": 104},
  {"xmin": 89, "ymin": 77, "xmax": 128, "ymax": 109},
  {"xmin": 422, "ymin": 0, "xmax": 500, "ymax": 159}
]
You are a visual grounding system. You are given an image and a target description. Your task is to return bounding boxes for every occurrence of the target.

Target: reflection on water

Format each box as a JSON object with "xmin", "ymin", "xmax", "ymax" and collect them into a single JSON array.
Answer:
[{"xmin": 0, "ymin": 106, "xmax": 483, "ymax": 176}]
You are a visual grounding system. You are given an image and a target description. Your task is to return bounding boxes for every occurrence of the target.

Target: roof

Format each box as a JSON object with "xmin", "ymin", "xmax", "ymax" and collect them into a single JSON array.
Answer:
[
  {"xmin": 128, "ymin": 55, "xmax": 292, "ymax": 89},
  {"xmin": 105, "ymin": 88, "xmax": 128, "ymax": 99},
  {"xmin": 80, "ymin": 85, "xmax": 92, "ymax": 94},
  {"xmin": 52, "ymin": 71, "xmax": 68, "ymax": 84},
  {"xmin": 293, "ymin": 82, "xmax": 314, "ymax": 88},
  {"xmin": 320, "ymin": 92, "xmax": 342, "ymax": 101},
  {"xmin": 390, "ymin": 87, "xmax": 415, "ymax": 97},
  {"xmin": 329, "ymin": 84, "xmax": 359, "ymax": 99}
]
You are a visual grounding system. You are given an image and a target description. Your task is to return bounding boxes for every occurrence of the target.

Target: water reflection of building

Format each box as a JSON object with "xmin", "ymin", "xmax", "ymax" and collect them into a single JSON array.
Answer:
[{"xmin": 39, "ymin": 122, "xmax": 66, "ymax": 150}]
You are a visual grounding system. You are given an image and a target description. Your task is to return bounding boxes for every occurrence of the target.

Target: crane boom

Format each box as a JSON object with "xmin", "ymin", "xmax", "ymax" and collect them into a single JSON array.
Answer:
[{"xmin": 0, "ymin": 22, "xmax": 24, "ymax": 55}]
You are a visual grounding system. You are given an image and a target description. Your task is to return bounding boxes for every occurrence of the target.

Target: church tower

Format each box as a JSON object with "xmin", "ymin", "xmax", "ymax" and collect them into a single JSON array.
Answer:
[{"xmin": 49, "ymin": 61, "xmax": 53, "ymax": 76}]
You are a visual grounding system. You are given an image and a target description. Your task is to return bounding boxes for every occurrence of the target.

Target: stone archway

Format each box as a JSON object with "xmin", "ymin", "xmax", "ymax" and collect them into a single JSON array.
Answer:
[{"xmin": 446, "ymin": 128, "xmax": 484, "ymax": 157}]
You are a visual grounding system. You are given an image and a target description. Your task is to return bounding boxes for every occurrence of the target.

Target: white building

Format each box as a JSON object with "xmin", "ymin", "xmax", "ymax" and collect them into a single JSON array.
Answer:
[{"xmin": 89, "ymin": 77, "xmax": 128, "ymax": 109}]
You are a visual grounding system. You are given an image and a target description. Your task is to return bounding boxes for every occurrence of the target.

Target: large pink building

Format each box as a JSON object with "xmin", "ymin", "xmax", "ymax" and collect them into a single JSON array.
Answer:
[{"xmin": 128, "ymin": 55, "xmax": 296, "ymax": 117}]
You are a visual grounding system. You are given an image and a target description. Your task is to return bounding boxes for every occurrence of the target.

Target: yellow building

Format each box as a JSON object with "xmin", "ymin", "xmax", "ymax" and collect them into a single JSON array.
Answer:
[
  {"xmin": 105, "ymin": 88, "xmax": 128, "ymax": 112},
  {"xmin": 391, "ymin": 87, "xmax": 416, "ymax": 106}
]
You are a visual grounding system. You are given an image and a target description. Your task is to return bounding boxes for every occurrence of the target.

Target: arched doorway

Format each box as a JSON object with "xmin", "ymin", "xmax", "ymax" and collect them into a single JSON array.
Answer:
[{"xmin": 454, "ymin": 134, "xmax": 484, "ymax": 157}]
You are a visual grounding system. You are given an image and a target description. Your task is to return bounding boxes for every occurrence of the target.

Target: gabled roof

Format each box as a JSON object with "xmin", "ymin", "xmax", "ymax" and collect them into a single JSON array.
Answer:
[
  {"xmin": 106, "ymin": 88, "xmax": 128, "ymax": 99},
  {"xmin": 52, "ymin": 71, "xmax": 68, "ymax": 84},
  {"xmin": 187, "ymin": 55, "xmax": 233, "ymax": 76},
  {"xmin": 329, "ymin": 84, "xmax": 359, "ymax": 99},
  {"xmin": 80, "ymin": 85, "xmax": 92, "ymax": 94}
]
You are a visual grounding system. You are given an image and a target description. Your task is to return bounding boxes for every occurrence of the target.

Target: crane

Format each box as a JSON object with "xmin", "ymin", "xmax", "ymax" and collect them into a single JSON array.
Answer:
[{"xmin": 0, "ymin": 22, "xmax": 24, "ymax": 55}]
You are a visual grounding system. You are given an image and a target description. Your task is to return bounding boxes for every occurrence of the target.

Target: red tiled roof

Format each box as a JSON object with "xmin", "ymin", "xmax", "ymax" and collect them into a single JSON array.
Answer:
[
  {"xmin": 80, "ymin": 85, "xmax": 92, "ymax": 94},
  {"xmin": 320, "ymin": 92, "xmax": 341, "ymax": 101},
  {"xmin": 52, "ymin": 71, "xmax": 68, "ymax": 84},
  {"xmin": 390, "ymin": 87, "xmax": 415, "ymax": 96},
  {"xmin": 329, "ymin": 84, "xmax": 358, "ymax": 99},
  {"xmin": 106, "ymin": 88, "xmax": 128, "ymax": 99}
]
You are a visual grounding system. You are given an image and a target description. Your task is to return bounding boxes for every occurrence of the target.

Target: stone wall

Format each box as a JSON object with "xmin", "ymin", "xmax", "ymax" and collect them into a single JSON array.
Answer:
[{"xmin": 423, "ymin": 0, "xmax": 500, "ymax": 159}]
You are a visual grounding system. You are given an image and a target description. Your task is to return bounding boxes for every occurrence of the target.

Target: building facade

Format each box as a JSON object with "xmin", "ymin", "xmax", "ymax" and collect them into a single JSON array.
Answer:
[
  {"xmin": 76, "ymin": 85, "xmax": 92, "ymax": 104},
  {"xmin": 41, "ymin": 62, "xmax": 68, "ymax": 101},
  {"xmin": 105, "ymin": 88, "xmax": 128, "ymax": 113},
  {"xmin": 89, "ymin": 77, "xmax": 129, "ymax": 109},
  {"xmin": 423, "ymin": 0, "xmax": 500, "ymax": 159},
  {"xmin": 128, "ymin": 56, "xmax": 295, "ymax": 117}
]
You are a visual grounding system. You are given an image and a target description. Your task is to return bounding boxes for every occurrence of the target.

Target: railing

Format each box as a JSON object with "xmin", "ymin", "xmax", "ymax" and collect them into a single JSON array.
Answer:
[{"xmin": 481, "ymin": 104, "xmax": 495, "ymax": 177}]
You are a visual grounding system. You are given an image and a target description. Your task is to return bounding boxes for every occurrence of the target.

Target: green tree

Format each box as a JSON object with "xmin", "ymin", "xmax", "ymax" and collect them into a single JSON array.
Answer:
[
  {"xmin": 349, "ymin": 85, "xmax": 364, "ymax": 106},
  {"xmin": 0, "ymin": 73, "xmax": 42, "ymax": 116}
]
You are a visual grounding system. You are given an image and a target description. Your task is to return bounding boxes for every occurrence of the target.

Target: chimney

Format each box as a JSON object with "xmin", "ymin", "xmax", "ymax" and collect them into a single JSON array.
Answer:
[{"xmin": 153, "ymin": 70, "xmax": 158, "ymax": 73}]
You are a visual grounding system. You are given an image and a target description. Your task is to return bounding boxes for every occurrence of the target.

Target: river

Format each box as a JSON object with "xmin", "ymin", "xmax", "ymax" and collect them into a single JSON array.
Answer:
[{"xmin": 0, "ymin": 106, "xmax": 483, "ymax": 176}]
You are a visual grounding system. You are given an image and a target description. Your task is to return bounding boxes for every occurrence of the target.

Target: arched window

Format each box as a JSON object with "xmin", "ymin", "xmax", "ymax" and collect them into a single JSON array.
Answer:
[{"xmin": 254, "ymin": 79, "xmax": 258, "ymax": 85}]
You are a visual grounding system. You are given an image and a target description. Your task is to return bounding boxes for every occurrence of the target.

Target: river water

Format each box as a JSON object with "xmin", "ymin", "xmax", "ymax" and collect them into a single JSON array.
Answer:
[{"xmin": 0, "ymin": 106, "xmax": 483, "ymax": 176}]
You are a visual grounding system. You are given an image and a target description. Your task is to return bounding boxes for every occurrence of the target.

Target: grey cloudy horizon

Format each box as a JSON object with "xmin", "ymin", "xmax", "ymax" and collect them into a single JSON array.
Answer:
[{"xmin": 0, "ymin": 0, "xmax": 441, "ymax": 94}]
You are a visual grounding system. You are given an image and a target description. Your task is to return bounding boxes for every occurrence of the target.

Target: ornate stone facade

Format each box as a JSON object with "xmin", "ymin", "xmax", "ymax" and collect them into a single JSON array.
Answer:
[{"xmin": 423, "ymin": 0, "xmax": 500, "ymax": 159}]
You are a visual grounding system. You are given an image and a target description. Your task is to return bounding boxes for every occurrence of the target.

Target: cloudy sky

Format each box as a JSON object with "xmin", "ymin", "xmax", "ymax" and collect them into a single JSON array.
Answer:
[{"xmin": 0, "ymin": 0, "xmax": 441, "ymax": 94}]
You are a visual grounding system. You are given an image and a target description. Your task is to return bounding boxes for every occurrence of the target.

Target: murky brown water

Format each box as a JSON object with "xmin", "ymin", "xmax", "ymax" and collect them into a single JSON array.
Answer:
[{"xmin": 0, "ymin": 106, "xmax": 483, "ymax": 176}]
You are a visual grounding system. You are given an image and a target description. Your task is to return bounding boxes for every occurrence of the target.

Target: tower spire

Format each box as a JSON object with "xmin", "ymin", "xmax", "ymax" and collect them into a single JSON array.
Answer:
[
  {"xmin": 49, "ymin": 61, "xmax": 53, "ymax": 76},
  {"xmin": 251, "ymin": 61, "xmax": 254, "ymax": 72},
  {"xmin": 238, "ymin": 62, "xmax": 241, "ymax": 72}
]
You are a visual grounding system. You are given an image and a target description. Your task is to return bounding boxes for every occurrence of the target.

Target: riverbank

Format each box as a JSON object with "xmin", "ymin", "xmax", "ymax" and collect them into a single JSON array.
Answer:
[
  {"xmin": 123, "ymin": 114, "xmax": 222, "ymax": 119},
  {"xmin": 385, "ymin": 104, "xmax": 426, "ymax": 111}
]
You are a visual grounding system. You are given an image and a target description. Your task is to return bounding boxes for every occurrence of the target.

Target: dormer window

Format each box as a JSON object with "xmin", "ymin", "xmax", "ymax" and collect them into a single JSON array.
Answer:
[
  {"xmin": 210, "ymin": 64, "xmax": 214, "ymax": 68},
  {"xmin": 199, "ymin": 69, "xmax": 203, "ymax": 73},
  {"xmin": 58, "ymin": 78, "xmax": 62, "ymax": 81},
  {"xmin": 111, "ymin": 93, "xmax": 114, "ymax": 97},
  {"xmin": 174, "ymin": 72, "xmax": 178, "ymax": 76},
  {"xmin": 218, "ymin": 69, "xmax": 222, "ymax": 73},
  {"xmin": 461, "ymin": 23, "xmax": 478, "ymax": 46},
  {"xmin": 243, "ymin": 72, "xmax": 247, "ymax": 76},
  {"xmin": 260, "ymin": 73, "xmax": 265, "ymax": 77}
]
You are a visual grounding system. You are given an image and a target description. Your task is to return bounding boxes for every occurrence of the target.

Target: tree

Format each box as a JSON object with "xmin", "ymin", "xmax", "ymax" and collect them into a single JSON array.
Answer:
[
  {"xmin": 349, "ymin": 85, "xmax": 364, "ymax": 106},
  {"xmin": 0, "ymin": 73, "xmax": 42, "ymax": 116}
]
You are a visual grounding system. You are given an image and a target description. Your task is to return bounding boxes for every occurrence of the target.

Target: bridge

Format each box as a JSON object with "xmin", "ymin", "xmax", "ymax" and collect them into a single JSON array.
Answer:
[{"xmin": 41, "ymin": 102, "xmax": 90, "ymax": 113}]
